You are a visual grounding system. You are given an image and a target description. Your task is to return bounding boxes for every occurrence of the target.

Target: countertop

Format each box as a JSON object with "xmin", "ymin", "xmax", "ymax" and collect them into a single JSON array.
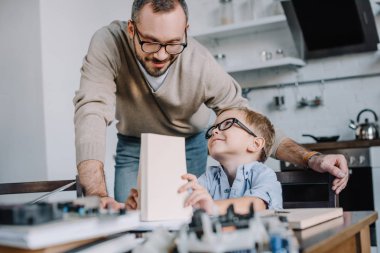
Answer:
[{"xmin": 301, "ymin": 139, "xmax": 380, "ymax": 151}]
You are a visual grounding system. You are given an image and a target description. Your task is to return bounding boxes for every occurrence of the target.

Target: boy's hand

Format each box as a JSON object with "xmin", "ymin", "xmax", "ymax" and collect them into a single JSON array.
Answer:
[
  {"xmin": 125, "ymin": 188, "xmax": 139, "ymax": 210},
  {"xmin": 178, "ymin": 174, "xmax": 217, "ymax": 215}
]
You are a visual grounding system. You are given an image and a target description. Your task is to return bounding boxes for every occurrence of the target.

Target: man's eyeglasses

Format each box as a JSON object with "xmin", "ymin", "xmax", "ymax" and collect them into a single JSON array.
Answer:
[
  {"xmin": 132, "ymin": 22, "xmax": 187, "ymax": 55},
  {"xmin": 205, "ymin": 118, "xmax": 257, "ymax": 140}
]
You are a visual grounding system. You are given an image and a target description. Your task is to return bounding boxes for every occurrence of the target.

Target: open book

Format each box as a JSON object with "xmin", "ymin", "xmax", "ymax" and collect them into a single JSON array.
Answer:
[{"xmin": 138, "ymin": 133, "xmax": 192, "ymax": 221}]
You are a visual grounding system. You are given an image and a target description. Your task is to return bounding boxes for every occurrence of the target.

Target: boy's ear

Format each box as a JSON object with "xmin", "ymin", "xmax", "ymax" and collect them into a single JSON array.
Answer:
[{"xmin": 247, "ymin": 137, "xmax": 265, "ymax": 153}]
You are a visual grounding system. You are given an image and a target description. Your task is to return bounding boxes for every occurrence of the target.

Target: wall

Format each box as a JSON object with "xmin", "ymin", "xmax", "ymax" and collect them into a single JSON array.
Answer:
[
  {"xmin": 0, "ymin": 0, "xmax": 46, "ymax": 183},
  {"xmin": 38, "ymin": 0, "xmax": 131, "ymax": 194},
  {"xmin": 0, "ymin": 0, "xmax": 131, "ymax": 201},
  {"xmin": 38, "ymin": 0, "xmax": 131, "ymax": 195}
]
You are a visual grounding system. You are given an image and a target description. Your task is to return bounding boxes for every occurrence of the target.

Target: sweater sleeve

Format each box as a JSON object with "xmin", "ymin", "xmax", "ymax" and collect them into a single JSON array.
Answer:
[{"xmin": 73, "ymin": 27, "xmax": 120, "ymax": 165}]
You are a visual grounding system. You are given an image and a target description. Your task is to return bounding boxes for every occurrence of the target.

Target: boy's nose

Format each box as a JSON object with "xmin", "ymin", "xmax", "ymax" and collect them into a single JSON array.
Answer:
[{"xmin": 212, "ymin": 127, "xmax": 220, "ymax": 136}]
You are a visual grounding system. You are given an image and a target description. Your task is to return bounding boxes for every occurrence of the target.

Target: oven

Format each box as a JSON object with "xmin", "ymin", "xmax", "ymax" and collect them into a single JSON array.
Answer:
[
  {"xmin": 370, "ymin": 146, "xmax": 380, "ymax": 251},
  {"xmin": 281, "ymin": 147, "xmax": 379, "ymax": 248}
]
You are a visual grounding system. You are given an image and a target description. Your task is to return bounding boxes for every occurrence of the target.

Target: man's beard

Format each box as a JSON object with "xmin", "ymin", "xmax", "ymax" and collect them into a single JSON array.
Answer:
[{"xmin": 136, "ymin": 53, "xmax": 177, "ymax": 77}]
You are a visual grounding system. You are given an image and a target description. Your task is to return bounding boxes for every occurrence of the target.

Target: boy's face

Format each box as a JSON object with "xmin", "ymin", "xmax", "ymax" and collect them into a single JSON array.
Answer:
[{"xmin": 207, "ymin": 110, "xmax": 256, "ymax": 161}]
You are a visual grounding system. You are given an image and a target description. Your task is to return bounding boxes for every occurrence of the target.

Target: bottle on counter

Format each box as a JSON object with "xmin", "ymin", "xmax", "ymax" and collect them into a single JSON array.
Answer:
[{"xmin": 219, "ymin": 0, "xmax": 234, "ymax": 25}]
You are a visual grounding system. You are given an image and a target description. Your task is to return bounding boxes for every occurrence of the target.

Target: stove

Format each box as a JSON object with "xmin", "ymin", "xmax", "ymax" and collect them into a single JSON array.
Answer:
[{"xmin": 281, "ymin": 146, "xmax": 380, "ymax": 248}]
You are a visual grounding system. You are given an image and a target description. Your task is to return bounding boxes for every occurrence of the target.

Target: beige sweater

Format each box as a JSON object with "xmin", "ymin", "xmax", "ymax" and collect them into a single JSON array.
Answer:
[{"xmin": 74, "ymin": 21, "xmax": 283, "ymax": 165}]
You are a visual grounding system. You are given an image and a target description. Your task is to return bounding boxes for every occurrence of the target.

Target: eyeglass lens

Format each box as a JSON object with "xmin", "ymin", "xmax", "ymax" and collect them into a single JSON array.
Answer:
[
  {"xmin": 205, "ymin": 118, "xmax": 235, "ymax": 139},
  {"xmin": 133, "ymin": 23, "xmax": 186, "ymax": 55},
  {"xmin": 142, "ymin": 43, "xmax": 185, "ymax": 54}
]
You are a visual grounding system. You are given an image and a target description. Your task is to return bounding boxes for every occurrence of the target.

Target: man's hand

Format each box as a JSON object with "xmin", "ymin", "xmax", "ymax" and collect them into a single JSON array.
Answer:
[
  {"xmin": 100, "ymin": 196, "xmax": 125, "ymax": 210},
  {"xmin": 178, "ymin": 174, "xmax": 217, "ymax": 215},
  {"xmin": 125, "ymin": 188, "xmax": 139, "ymax": 210},
  {"xmin": 308, "ymin": 154, "xmax": 349, "ymax": 194}
]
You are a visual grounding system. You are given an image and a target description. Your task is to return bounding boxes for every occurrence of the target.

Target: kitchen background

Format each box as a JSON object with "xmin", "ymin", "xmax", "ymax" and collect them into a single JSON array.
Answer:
[{"xmin": 0, "ymin": 0, "xmax": 379, "ymax": 199}]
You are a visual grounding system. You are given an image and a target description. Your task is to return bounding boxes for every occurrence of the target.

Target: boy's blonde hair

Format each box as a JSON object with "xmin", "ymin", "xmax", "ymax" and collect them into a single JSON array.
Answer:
[{"xmin": 218, "ymin": 107, "xmax": 275, "ymax": 162}]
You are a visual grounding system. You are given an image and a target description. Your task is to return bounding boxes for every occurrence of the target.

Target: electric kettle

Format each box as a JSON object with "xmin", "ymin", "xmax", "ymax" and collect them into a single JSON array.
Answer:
[{"xmin": 349, "ymin": 108, "xmax": 379, "ymax": 140}]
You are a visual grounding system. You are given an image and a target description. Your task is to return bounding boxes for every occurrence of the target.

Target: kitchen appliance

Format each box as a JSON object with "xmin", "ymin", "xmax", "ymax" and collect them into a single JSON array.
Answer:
[
  {"xmin": 281, "ymin": 0, "xmax": 379, "ymax": 59},
  {"xmin": 281, "ymin": 147, "xmax": 379, "ymax": 247},
  {"xmin": 349, "ymin": 108, "xmax": 379, "ymax": 140},
  {"xmin": 302, "ymin": 134, "xmax": 339, "ymax": 143}
]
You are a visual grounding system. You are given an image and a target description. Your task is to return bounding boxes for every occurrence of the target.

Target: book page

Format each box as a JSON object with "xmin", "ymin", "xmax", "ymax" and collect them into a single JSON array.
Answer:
[{"xmin": 139, "ymin": 133, "xmax": 192, "ymax": 221}]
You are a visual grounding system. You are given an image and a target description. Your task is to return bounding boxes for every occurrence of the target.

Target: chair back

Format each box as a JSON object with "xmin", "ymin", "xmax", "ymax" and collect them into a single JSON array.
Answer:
[{"xmin": 276, "ymin": 170, "xmax": 338, "ymax": 208}]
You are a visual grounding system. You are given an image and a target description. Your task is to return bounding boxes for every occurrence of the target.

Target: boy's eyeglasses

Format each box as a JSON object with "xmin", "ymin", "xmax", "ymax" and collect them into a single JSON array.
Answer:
[{"xmin": 205, "ymin": 118, "xmax": 257, "ymax": 139}]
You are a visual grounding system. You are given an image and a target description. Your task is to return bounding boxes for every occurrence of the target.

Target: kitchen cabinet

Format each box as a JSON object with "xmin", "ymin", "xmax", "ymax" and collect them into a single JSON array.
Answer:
[
  {"xmin": 190, "ymin": 14, "xmax": 305, "ymax": 73},
  {"xmin": 191, "ymin": 15, "xmax": 287, "ymax": 40},
  {"xmin": 224, "ymin": 56, "xmax": 305, "ymax": 73}
]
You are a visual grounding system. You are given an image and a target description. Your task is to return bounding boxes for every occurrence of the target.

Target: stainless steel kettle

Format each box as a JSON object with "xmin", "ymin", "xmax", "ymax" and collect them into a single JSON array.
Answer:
[{"xmin": 349, "ymin": 109, "xmax": 379, "ymax": 140}]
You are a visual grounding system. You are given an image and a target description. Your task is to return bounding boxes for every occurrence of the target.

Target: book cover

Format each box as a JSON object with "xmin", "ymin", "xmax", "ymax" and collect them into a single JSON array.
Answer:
[
  {"xmin": 284, "ymin": 208, "xmax": 344, "ymax": 229},
  {"xmin": 138, "ymin": 133, "xmax": 192, "ymax": 221}
]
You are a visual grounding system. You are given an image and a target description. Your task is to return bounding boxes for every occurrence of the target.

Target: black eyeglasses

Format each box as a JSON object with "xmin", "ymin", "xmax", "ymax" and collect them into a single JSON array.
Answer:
[
  {"xmin": 133, "ymin": 22, "xmax": 187, "ymax": 55},
  {"xmin": 205, "ymin": 118, "xmax": 257, "ymax": 139}
]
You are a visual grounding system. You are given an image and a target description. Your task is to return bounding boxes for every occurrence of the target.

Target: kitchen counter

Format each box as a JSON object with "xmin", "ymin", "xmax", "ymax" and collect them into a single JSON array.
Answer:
[{"xmin": 301, "ymin": 139, "xmax": 380, "ymax": 151}]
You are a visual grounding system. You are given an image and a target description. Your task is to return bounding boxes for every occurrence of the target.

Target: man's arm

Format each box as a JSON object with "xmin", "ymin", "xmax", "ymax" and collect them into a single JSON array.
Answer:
[
  {"xmin": 74, "ymin": 27, "xmax": 122, "ymax": 208},
  {"xmin": 77, "ymin": 160, "xmax": 124, "ymax": 209},
  {"xmin": 77, "ymin": 160, "xmax": 107, "ymax": 196},
  {"xmin": 275, "ymin": 138, "xmax": 349, "ymax": 194}
]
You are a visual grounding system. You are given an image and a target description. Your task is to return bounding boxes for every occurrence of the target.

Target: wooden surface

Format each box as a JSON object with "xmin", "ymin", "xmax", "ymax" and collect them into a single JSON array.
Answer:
[
  {"xmin": 302, "ymin": 139, "xmax": 380, "ymax": 151},
  {"xmin": 296, "ymin": 211, "xmax": 378, "ymax": 253},
  {"xmin": 0, "ymin": 176, "xmax": 82, "ymax": 197},
  {"xmin": 0, "ymin": 211, "xmax": 376, "ymax": 253},
  {"xmin": 0, "ymin": 238, "xmax": 102, "ymax": 253},
  {"xmin": 0, "ymin": 180, "xmax": 76, "ymax": 195}
]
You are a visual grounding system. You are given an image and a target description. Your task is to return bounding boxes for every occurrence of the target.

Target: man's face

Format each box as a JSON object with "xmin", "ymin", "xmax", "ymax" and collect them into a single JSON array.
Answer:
[{"xmin": 128, "ymin": 3, "xmax": 188, "ymax": 77}]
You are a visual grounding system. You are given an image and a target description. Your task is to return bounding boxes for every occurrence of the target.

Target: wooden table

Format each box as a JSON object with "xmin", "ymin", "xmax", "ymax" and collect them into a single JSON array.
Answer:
[
  {"xmin": 295, "ymin": 211, "xmax": 378, "ymax": 253},
  {"xmin": 0, "ymin": 211, "xmax": 377, "ymax": 253}
]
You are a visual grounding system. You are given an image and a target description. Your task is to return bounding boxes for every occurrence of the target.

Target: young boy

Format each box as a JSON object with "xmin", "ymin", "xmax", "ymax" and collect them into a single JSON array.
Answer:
[{"xmin": 126, "ymin": 107, "xmax": 282, "ymax": 214}]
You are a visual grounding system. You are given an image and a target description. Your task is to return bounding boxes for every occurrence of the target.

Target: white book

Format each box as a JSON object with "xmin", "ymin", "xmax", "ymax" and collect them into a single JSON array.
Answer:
[
  {"xmin": 0, "ymin": 211, "xmax": 139, "ymax": 249},
  {"xmin": 138, "ymin": 133, "xmax": 192, "ymax": 221},
  {"xmin": 280, "ymin": 208, "xmax": 344, "ymax": 229},
  {"xmin": 259, "ymin": 208, "xmax": 344, "ymax": 229}
]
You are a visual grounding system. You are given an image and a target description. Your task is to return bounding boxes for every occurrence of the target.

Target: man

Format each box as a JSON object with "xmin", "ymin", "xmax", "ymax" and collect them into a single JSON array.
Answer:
[{"xmin": 74, "ymin": 0, "xmax": 349, "ymax": 208}]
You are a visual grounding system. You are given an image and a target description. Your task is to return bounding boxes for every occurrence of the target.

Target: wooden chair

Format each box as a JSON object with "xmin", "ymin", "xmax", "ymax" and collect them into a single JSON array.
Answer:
[
  {"xmin": 0, "ymin": 175, "xmax": 83, "ymax": 200},
  {"xmin": 276, "ymin": 170, "xmax": 338, "ymax": 208}
]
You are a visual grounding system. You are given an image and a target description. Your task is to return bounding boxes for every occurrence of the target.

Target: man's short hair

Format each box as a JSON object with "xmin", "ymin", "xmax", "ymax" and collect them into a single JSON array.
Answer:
[{"xmin": 131, "ymin": 0, "xmax": 188, "ymax": 23}]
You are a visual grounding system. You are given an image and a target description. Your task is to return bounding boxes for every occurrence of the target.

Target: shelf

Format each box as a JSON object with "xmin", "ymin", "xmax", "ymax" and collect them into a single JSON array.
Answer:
[
  {"xmin": 191, "ymin": 15, "xmax": 287, "ymax": 41},
  {"xmin": 224, "ymin": 57, "xmax": 305, "ymax": 73}
]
